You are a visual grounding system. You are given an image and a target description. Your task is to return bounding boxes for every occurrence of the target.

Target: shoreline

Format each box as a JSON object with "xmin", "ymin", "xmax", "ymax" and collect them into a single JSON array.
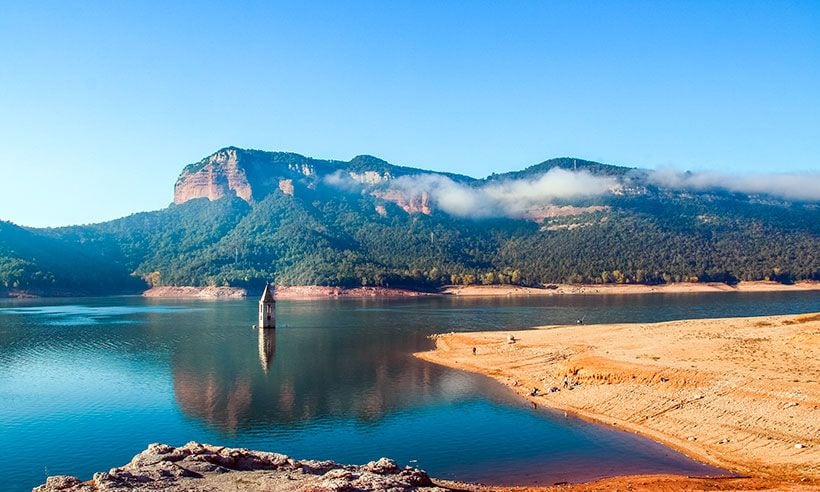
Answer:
[
  {"xmin": 415, "ymin": 312, "xmax": 820, "ymax": 489},
  {"xmin": 439, "ymin": 280, "xmax": 820, "ymax": 296},
  {"xmin": 141, "ymin": 285, "xmax": 436, "ymax": 299},
  {"xmin": 139, "ymin": 280, "xmax": 820, "ymax": 299},
  {"xmin": 34, "ymin": 442, "xmax": 799, "ymax": 492}
]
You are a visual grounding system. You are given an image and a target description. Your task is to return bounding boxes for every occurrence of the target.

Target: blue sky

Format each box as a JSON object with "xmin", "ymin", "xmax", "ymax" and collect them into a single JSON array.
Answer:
[{"xmin": 1, "ymin": 1, "xmax": 818, "ymax": 227}]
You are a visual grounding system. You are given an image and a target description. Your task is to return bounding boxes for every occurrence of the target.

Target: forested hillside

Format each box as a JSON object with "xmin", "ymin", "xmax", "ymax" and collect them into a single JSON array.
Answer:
[
  {"xmin": 2, "ymin": 148, "xmax": 817, "ymax": 296},
  {"xmin": 0, "ymin": 221, "xmax": 143, "ymax": 295}
]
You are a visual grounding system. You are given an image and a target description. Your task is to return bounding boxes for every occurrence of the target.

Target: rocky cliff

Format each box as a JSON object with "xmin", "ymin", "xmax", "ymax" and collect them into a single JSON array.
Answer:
[
  {"xmin": 171, "ymin": 147, "xmax": 442, "ymax": 213},
  {"xmin": 174, "ymin": 148, "xmax": 254, "ymax": 204},
  {"xmin": 34, "ymin": 442, "xmax": 447, "ymax": 491}
]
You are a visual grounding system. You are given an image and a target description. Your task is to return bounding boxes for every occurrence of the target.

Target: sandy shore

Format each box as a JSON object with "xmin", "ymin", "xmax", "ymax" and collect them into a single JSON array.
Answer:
[
  {"xmin": 441, "ymin": 281, "xmax": 820, "ymax": 296},
  {"xmin": 141, "ymin": 281, "xmax": 819, "ymax": 299},
  {"xmin": 143, "ymin": 286, "xmax": 248, "ymax": 298},
  {"xmin": 416, "ymin": 313, "xmax": 820, "ymax": 488},
  {"xmin": 141, "ymin": 285, "xmax": 435, "ymax": 299},
  {"xmin": 274, "ymin": 285, "xmax": 436, "ymax": 299}
]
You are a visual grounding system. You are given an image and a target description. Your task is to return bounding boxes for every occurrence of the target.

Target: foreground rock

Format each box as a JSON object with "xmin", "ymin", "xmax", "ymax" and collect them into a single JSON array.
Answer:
[
  {"xmin": 35, "ymin": 443, "xmax": 815, "ymax": 492},
  {"xmin": 35, "ymin": 442, "xmax": 447, "ymax": 491},
  {"xmin": 417, "ymin": 313, "xmax": 820, "ymax": 484}
]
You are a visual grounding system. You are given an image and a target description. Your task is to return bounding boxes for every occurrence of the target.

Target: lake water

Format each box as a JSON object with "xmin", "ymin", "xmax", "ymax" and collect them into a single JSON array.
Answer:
[{"xmin": 1, "ymin": 292, "xmax": 818, "ymax": 491}]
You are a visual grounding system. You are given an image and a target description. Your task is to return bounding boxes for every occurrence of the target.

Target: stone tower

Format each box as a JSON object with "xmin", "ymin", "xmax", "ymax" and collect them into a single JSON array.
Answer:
[{"xmin": 258, "ymin": 282, "xmax": 275, "ymax": 329}]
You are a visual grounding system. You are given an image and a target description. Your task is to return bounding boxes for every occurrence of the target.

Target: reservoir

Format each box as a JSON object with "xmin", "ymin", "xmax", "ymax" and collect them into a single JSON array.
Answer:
[{"xmin": 1, "ymin": 291, "xmax": 817, "ymax": 491}]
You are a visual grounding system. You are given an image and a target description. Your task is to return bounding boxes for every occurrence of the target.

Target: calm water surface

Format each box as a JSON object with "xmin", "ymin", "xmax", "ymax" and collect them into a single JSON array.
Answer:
[{"xmin": 1, "ymin": 292, "xmax": 818, "ymax": 491}]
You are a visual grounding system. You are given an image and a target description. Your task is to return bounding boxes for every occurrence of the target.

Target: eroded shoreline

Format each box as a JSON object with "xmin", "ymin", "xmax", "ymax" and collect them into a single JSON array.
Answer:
[
  {"xmin": 35, "ymin": 442, "xmax": 802, "ymax": 492},
  {"xmin": 139, "ymin": 280, "xmax": 820, "ymax": 299},
  {"xmin": 415, "ymin": 312, "xmax": 820, "ymax": 489}
]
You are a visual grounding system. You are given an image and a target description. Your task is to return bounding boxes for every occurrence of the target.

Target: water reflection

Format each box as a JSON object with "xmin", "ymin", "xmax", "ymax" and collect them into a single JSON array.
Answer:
[
  {"xmin": 167, "ymin": 293, "xmax": 820, "ymax": 435},
  {"xmin": 170, "ymin": 319, "xmax": 478, "ymax": 432},
  {"xmin": 258, "ymin": 328, "xmax": 276, "ymax": 374},
  {"xmin": 2, "ymin": 293, "xmax": 817, "ymax": 491}
]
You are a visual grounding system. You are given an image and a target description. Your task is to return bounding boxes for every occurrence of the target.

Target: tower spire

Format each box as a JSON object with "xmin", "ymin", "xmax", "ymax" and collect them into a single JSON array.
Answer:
[{"xmin": 258, "ymin": 281, "xmax": 275, "ymax": 329}]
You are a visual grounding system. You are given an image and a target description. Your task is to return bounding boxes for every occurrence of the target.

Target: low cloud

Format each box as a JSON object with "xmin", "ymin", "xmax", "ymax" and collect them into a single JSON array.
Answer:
[
  {"xmin": 326, "ymin": 165, "xmax": 819, "ymax": 219},
  {"xmin": 323, "ymin": 170, "xmax": 362, "ymax": 191},
  {"xmin": 329, "ymin": 168, "xmax": 620, "ymax": 218},
  {"xmin": 645, "ymin": 169, "xmax": 820, "ymax": 201}
]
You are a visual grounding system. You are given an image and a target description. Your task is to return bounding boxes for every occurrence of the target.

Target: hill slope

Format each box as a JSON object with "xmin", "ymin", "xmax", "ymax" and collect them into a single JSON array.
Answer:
[
  {"xmin": 0, "ymin": 221, "xmax": 143, "ymax": 296},
  {"xmin": 2, "ymin": 147, "xmax": 818, "ymax": 296}
]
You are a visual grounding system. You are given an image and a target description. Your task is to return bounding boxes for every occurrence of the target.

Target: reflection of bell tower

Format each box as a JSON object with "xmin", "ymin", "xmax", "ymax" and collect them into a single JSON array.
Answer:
[
  {"xmin": 258, "ymin": 327, "xmax": 276, "ymax": 374},
  {"xmin": 258, "ymin": 282, "xmax": 275, "ymax": 329}
]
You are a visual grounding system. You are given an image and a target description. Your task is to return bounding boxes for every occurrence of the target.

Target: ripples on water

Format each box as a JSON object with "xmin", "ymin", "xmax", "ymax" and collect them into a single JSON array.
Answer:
[{"xmin": 0, "ymin": 292, "xmax": 817, "ymax": 491}]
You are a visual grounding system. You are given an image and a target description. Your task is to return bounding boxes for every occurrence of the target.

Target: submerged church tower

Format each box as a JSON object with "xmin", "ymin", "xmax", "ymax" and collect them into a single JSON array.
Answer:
[{"xmin": 258, "ymin": 282, "xmax": 275, "ymax": 329}]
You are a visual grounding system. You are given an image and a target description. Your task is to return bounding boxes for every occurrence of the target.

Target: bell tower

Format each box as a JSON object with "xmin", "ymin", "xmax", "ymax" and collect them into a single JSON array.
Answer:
[{"xmin": 258, "ymin": 282, "xmax": 275, "ymax": 329}]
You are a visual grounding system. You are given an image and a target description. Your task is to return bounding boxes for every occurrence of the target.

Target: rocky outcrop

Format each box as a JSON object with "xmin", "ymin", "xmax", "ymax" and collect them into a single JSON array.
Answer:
[
  {"xmin": 142, "ymin": 286, "xmax": 247, "ymax": 298},
  {"xmin": 523, "ymin": 205, "xmax": 609, "ymax": 222},
  {"xmin": 349, "ymin": 170, "xmax": 392, "ymax": 185},
  {"xmin": 34, "ymin": 442, "xmax": 446, "ymax": 491},
  {"xmin": 372, "ymin": 189, "xmax": 432, "ymax": 215},
  {"xmin": 278, "ymin": 178, "xmax": 295, "ymax": 196},
  {"xmin": 174, "ymin": 149, "xmax": 254, "ymax": 204}
]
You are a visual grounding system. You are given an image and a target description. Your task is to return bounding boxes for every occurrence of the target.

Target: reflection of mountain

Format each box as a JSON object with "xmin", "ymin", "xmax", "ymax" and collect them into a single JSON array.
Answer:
[
  {"xmin": 170, "ymin": 308, "xmax": 504, "ymax": 434},
  {"xmin": 174, "ymin": 371, "xmax": 252, "ymax": 434},
  {"xmin": 257, "ymin": 328, "xmax": 276, "ymax": 374}
]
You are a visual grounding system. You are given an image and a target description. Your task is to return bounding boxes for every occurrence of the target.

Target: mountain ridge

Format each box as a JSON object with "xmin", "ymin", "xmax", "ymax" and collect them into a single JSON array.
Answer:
[
  {"xmin": 1, "ymin": 147, "xmax": 818, "ymax": 296},
  {"xmin": 173, "ymin": 147, "xmax": 635, "ymax": 208}
]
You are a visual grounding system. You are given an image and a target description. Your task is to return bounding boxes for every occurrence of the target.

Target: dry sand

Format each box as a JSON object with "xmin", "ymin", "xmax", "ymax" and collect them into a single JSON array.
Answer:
[
  {"xmin": 417, "ymin": 313, "xmax": 820, "ymax": 489},
  {"xmin": 141, "ymin": 285, "xmax": 434, "ymax": 299},
  {"xmin": 274, "ymin": 285, "xmax": 435, "ymax": 299},
  {"xmin": 440, "ymin": 281, "xmax": 820, "ymax": 297},
  {"xmin": 140, "ymin": 281, "xmax": 818, "ymax": 299},
  {"xmin": 142, "ymin": 286, "xmax": 248, "ymax": 298}
]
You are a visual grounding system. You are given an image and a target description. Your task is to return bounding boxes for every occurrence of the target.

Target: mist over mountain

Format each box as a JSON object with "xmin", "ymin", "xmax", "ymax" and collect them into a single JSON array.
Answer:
[{"xmin": 1, "ymin": 147, "xmax": 818, "ymax": 296}]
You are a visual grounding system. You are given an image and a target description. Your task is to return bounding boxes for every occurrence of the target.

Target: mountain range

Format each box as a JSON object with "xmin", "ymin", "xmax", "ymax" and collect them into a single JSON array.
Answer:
[{"xmin": 1, "ymin": 147, "xmax": 818, "ymax": 296}]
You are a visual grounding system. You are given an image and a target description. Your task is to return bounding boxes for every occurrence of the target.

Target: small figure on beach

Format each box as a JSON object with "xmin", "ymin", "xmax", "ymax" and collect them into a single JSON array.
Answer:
[
  {"xmin": 507, "ymin": 334, "xmax": 516, "ymax": 344},
  {"xmin": 563, "ymin": 375, "xmax": 569, "ymax": 389},
  {"xmin": 529, "ymin": 387, "xmax": 539, "ymax": 396},
  {"xmin": 472, "ymin": 347, "xmax": 477, "ymax": 355}
]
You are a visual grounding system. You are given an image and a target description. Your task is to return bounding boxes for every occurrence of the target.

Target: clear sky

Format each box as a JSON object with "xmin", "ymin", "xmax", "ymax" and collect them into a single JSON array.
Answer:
[{"xmin": 1, "ymin": 1, "xmax": 818, "ymax": 227}]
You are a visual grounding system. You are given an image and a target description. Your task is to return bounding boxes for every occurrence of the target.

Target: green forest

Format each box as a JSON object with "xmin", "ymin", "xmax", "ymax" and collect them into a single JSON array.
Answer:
[{"xmin": 1, "ymin": 151, "xmax": 818, "ymax": 296}]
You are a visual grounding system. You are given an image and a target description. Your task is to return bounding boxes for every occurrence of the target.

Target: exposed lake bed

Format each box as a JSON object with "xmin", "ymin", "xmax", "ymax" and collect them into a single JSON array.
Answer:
[
  {"xmin": 3, "ymin": 292, "xmax": 818, "ymax": 491},
  {"xmin": 419, "ymin": 313, "xmax": 820, "ymax": 486}
]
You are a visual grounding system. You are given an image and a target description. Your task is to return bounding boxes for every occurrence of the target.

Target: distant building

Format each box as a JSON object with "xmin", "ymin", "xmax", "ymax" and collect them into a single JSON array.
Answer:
[{"xmin": 258, "ymin": 282, "xmax": 275, "ymax": 329}]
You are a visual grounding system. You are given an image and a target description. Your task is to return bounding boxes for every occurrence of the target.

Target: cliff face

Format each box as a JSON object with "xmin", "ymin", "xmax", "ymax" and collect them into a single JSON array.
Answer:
[
  {"xmin": 174, "ymin": 148, "xmax": 253, "ymax": 204},
  {"xmin": 372, "ymin": 189, "xmax": 432, "ymax": 215},
  {"xmin": 171, "ymin": 148, "xmax": 438, "ymax": 212}
]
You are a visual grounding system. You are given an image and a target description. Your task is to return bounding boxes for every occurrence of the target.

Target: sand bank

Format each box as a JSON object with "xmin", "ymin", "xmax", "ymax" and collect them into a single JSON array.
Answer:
[
  {"xmin": 416, "ymin": 313, "xmax": 820, "ymax": 487},
  {"xmin": 143, "ymin": 286, "xmax": 248, "ymax": 298},
  {"xmin": 440, "ymin": 281, "xmax": 820, "ymax": 297},
  {"xmin": 141, "ymin": 285, "xmax": 435, "ymax": 299},
  {"xmin": 141, "ymin": 281, "xmax": 818, "ymax": 300},
  {"xmin": 274, "ymin": 285, "xmax": 435, "ymax": 299}
]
